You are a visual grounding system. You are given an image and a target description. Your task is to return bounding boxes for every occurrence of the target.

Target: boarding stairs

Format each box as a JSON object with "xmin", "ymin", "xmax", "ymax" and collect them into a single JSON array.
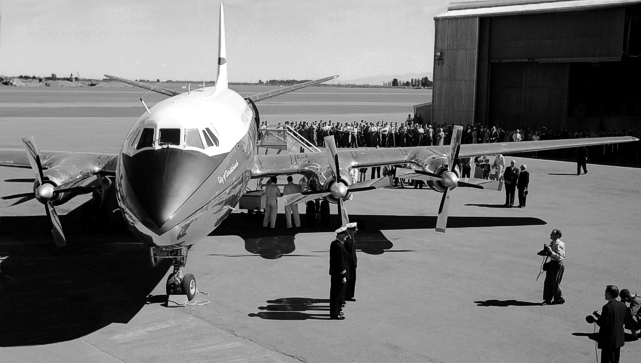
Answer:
[{"xmin": 258, "ymin": 126, "xmax": 321, "ymax": 154}]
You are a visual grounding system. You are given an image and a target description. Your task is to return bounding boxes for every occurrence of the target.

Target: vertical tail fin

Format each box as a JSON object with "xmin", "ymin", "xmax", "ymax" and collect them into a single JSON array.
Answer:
[{"xmin": 216, "ymin": 3, "xmax": 228, "ymax": 90}]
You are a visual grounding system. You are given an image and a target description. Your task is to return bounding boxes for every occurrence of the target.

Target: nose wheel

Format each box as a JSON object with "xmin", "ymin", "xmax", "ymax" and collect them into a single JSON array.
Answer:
[
  {"xmin": 151, "ymin": 246, "xmax": 198, "ymax": 301},
  {"xmin": 166, "ymin": 267, "xmax": 197, "ymax": 301}
]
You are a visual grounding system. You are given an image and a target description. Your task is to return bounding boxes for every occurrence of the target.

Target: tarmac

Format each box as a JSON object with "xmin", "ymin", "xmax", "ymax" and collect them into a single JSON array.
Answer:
[{"xmin": 1, "ymin": 151, "xmax": 641, "ymax": 362}]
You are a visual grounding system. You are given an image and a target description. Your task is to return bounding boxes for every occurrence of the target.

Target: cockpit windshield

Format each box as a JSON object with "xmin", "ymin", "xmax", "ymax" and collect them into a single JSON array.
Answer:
[
  {"xmin": 136, "ymin": 128, "xmax": 155, "ymax": 150},
  {"xmin": 159, "ymin": 128, "xmax": 181, "ymax": 146}
]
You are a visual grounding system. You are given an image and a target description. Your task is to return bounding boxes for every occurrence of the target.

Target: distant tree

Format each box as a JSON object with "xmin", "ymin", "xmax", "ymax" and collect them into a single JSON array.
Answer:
[
  {"xmin": 32, "ymin": 75, "xmax": 36, "ymax": 79},
  {"xmin": 51, "ymin": 73, "xmax": 57, "ymax": 81},
  {"xmin": 156, "ymin": 79, "xmax": 160, "ymax": 83},
  {"xmin": 258, "ymin": 79, "xmax": 263, "ymax": 85},
  {"xmin": 69, "ymin": 73, "xmax": 74, "ymax": 81},
  {"xmin": 74, "ymin": 77, "xmax": 79, "ymax": 82},
  {"xmin": 392, "ymin": 78, "xmax": 398, "ymax": 87},
  {"xmin": 420, "ymin": 76, "xmax": 432, "ymax": 88}
]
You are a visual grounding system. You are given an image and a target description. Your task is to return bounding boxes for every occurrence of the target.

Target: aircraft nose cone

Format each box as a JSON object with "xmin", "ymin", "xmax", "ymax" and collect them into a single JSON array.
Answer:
[
  {"xmin": 122, "ymin": 149, "xmax": 227, "ymax": 230},
  {"xmin": 35, "ymin": 183, "xmax": 54, "ymax": 203},
  {"xmin": 330, "ymin": 181, "xmax": 348, "ymax": 199},
  {"xmin": 442, "ymin": 171, "xmax": 459, "ymax": 188}
]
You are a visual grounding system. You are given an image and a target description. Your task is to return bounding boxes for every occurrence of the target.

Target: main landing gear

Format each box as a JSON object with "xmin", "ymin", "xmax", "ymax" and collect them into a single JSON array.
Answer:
[{"xmin": 150, "ymin": 245, "xmax": 197, "ymax": 301}]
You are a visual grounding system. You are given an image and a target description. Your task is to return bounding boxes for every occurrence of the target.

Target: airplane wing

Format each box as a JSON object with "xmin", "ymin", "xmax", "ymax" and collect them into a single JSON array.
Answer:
[
  {"xmin": 0, "ymin": 149, "xmax": 118, "ymax": 175},
  {"xmin": 103, "ymin": 74, "xmax": 182, "ymax": 97},
  {"xmin": 247, "ymin": 75, "xmax": 339, "ymax": 103},
  {"xmin": 252, "ymin": 135, "xmax": 638, "ymax": 177}
]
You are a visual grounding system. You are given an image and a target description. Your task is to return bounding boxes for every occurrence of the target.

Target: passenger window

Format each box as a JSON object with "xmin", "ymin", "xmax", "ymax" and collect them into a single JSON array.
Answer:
[
  {"xmin": 202, "ymin": 130, "xmax": 215, "ymax": 147},
  {"xmin": 185, "ymin": 128, "xmax": 204, "ymax": 149},
  {"xmin": 159, "ymin": 128, "xmax": 181, "ymax": 146},
  {"xmin": 205, "ymin": 128, "xmax": 220, "ymax": 147},
  {"xmin": 136, "ymin": 128, "xmax": 155, "ymax": 150}
]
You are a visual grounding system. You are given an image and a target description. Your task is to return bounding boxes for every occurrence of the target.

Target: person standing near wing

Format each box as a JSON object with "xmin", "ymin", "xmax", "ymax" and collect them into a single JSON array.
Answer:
[
  {"xmin": 503, "ymin": 160, "xmax": 519, "ymax": 207},
  {"xmin": 262, "ymin": 176, "xmax": 281, "ymax": 229},
  {"xmin": 283, "ymin": 176, "xmax": 301, "ymax": 229},
  {"xmin": 517, "ymin": 164, "xmax": 529, "ymax": 208}
]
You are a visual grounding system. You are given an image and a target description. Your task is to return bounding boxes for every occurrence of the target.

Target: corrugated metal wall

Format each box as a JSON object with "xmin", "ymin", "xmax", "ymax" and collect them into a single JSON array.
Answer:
[{"xmin": 432, "ymin": 17, "xmax": 479, "ymax": 126}]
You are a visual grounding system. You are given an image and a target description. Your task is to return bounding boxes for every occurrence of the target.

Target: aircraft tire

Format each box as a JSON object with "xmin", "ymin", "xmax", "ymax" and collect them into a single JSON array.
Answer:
[{"xmin": 182, "ymin": 273, "xmax": 197, "ymax": 301}]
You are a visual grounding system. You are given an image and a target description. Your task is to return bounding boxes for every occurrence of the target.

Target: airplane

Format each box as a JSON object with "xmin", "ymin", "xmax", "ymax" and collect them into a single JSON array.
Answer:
[{"xmin": 0, "ymin": 4, "xmax": 638, "ymax": 301}]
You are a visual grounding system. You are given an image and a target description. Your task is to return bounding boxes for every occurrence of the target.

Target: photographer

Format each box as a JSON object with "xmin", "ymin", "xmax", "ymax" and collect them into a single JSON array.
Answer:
[
  {"xmin": 620, "ymin": 289, "xmax": 641, "ymax": 340},
  {"xmin": 538, "ymin": 229, "xmax": 565, "ymax": 305}
]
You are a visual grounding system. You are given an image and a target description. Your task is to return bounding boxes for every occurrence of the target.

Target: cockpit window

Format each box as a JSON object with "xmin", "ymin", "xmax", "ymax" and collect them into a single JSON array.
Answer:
[
  {"xmin": 185, "ymin": 128, "xmax": 204, "ymax": 149},
  {"xmin": 202, "ymin": 130, "xmax": 215, "ymax": 147},
  {"xmin": 205, "ymin": 128, "xmax": 220, "ymax": 147},
  {"xmin": 136, "ymin": 128, "xmax": 155, "ymax": 150},
  {"xmin": 159, "ymin": 128, "xmax": 181, "ymax": 146},
  {"xmin": 129, "ymin": 129, "xmax": 142, "ymax": 148}
]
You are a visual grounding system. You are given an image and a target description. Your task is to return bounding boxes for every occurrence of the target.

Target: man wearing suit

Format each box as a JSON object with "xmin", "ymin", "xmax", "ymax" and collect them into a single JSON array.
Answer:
[
  {"xmin": 329, "ymin": 227, "xmax": 350, "ymax": 320},
  {"xmin": 542, "ymin": 229, "xmax": 565, "ymax": 305},
  {"xmin": 503, "ymin": 160, "xmax": 520, "ymax": 207},
  {"xmin": 595, "ymin": 285, "xmax": 627, "ymax": 363},
  {"xmin": 517, "ymin": 164, "xmax": 530, "ymax": 208},
  {"xmin": 576, "ymin": 146, "xmax": 588, "ymax": 175},
  {"xmin": 344, "ymin": 222, "xmax": 358, "ymax": 302}
]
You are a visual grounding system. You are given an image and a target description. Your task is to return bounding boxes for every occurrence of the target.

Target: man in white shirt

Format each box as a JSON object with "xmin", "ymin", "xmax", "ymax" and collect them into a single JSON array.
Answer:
[
  {"xmin": 283, "ymin": 176, "xmax": 301, "ymax": 228},
  {"xmin": 542, "ymin": 229, "xmax": 565, "ymax": 305}
]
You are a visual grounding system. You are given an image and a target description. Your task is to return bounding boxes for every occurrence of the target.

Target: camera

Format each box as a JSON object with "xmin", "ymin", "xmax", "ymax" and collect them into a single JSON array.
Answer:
[
  {"xmin": 537, "ymin": 244, "xmax": 551, "ymax": 256},
  {"xmin": 585, "ymin": 311, "xmax": 601, "ymax": 324}
]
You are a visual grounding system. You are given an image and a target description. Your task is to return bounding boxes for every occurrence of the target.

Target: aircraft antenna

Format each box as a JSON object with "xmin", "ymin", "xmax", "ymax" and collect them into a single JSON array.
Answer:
[{"xmin": 140, "ymin": 98, "xmax": 151, "ymax": 114}]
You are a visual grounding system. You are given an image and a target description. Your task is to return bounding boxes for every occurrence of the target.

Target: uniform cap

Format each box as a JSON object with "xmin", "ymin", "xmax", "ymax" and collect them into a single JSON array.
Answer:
[
  {"xmin": 346, "ymin": 222, "xmax": 357, "ymax": 229},
  {"xmin": 335, "ymin": 226, "xmax": 348, "ymax": 235}
]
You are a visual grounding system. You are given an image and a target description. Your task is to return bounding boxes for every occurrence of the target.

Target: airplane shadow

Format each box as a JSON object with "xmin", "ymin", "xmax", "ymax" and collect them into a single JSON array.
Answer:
[
  {"xmin": 572, "ymin": 332, "xmax": 639, "ymax": 343},
  {"xmin": 474, "ymin": 299, "xmax": 543, "ymax": 307},
  {"xmin": 0, "ymin": 203, "xmax": 170, "ymax": 347},
  {"xmin": 248, "ymin": 297, "xmax": 330, "ymax": 320},
  {"xmin": 465, "ymin": 203, "xmax": 512, "ymax": 209},
  {"xmin": 211, "ymin": 213, "xmax": 546, "ymax": 259}
]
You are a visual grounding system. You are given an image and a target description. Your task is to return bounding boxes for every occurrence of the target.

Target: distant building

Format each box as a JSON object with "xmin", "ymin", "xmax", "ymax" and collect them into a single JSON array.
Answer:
[{"xmin": 432, "ymin": 0, "xmax": 641, "ymax": 132}]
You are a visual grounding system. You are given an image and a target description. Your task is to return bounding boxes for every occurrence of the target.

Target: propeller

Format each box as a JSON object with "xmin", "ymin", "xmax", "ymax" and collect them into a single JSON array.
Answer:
[
  {"xmin": 19, "ymin": 137, "xmax": 67, "ymax": 247},
  {"xmin": 435, "ymin": 125, "xmax": 464, "ymax": 233},
  {"xmin": 324, "ymin": 136, "xmax": 350, "ymax": 226}
]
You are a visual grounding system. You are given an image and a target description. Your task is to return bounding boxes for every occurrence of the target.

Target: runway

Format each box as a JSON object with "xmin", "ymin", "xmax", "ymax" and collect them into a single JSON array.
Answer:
[{"xmin": 1, "ymin": 87, "xmax": 641, "ymax": 362}]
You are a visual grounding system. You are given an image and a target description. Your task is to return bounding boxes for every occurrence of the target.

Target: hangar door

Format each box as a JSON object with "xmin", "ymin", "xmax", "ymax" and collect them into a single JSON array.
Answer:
[{"xmin": 489, "ymin": 62, "xmax": 568, "ymax": 130}]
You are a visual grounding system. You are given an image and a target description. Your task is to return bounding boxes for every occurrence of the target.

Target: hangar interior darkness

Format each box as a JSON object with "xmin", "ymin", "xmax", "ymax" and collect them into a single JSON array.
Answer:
[{"xmin": 434, "ymin": 1, "xmax": 641, "ymax": 134}]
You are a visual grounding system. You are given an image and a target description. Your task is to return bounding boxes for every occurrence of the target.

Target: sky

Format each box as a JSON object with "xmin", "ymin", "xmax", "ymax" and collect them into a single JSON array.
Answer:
[{"xmin": 0, "ymin": 0, "xmax": 452, "ymax": 82}]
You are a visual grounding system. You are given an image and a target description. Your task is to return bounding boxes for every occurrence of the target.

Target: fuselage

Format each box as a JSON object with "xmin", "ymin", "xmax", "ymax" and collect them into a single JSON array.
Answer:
[{"xmin": 115, "ymin": 86, "xmax": 258, "ymax": 248}]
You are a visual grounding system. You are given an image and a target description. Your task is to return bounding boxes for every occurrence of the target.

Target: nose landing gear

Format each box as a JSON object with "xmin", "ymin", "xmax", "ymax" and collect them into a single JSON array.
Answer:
[{"xmin": 150, "ymin": 245, "xmax": 198, "ymax": 301}]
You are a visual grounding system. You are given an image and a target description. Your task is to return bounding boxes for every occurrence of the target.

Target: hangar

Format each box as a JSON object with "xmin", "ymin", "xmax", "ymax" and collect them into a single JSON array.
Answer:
[{"xmin": 432, "ymin": 0, "xmax": 641, "ymax": 133}]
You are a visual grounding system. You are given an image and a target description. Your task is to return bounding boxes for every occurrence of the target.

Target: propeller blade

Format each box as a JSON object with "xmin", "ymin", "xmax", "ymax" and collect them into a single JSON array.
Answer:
[
  {"xmin": 338, "ymin": 198, "xmax": 350, "ymax": 227},
  {"xmin": 435, "ymin": 187, "xmax": 452, "ymax": 233},
  {"xmin": 448, "ymin": 126, "xmax": 463, "ymax": 172},
  {"xmin": 22, "ymin": 136, "xmax": 45, "ymax": 184},
  {"xmin": 45, "ymin": 202, "xmax": 66, "ymax": 247},
  {"xmin": 2, "ymin": 192, "xmax": 35, "ymax": 200},
  {"xmin": 324, "ymin": 136, "xmax": 339, "ymax": 181}
]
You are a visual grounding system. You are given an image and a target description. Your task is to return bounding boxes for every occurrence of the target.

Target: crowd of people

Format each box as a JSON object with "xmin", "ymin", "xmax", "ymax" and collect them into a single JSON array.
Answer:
[{"xmin": 260, "ymin": 117, "xmax": 641, "ymax": 164}]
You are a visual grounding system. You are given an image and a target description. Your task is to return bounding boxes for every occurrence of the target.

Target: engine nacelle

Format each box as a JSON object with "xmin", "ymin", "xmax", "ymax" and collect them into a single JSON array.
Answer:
[
  {"xmin": 33, "ymin": 164, "xmax": 100, "ymax": 205},
  {"xmin": 420, "ymin": 156, "xmax": 460, "ymax": 192}
]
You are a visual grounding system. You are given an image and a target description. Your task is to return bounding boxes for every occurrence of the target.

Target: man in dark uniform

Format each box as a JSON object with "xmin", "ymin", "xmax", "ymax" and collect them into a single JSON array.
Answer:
[
  {"xmin": 329, "ymin": 227, "xmax": 350, "ymax": 320},
  {"xmin": 517, "ymin": 164, "xmax": 529, "ymax": 208},
  {"xmin": 344, "ymin": 222, "xmax": 358, "ymax": 302},
  {"xmin": 576, "ymin": 146, "xmax": 588, "ymax": 175},
  {"xmin": 503, "ymin": 160, "xmax": 519, "ymax": 207},
  {"xmin": 595, "ymin": 285, "xmax": 627, "ymax": 363}
]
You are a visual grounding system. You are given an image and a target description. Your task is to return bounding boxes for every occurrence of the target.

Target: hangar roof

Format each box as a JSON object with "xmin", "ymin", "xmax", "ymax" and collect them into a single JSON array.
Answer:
[{"xmin": 436, "ymin": 0, "xmax": 641, "ymax": 19}]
